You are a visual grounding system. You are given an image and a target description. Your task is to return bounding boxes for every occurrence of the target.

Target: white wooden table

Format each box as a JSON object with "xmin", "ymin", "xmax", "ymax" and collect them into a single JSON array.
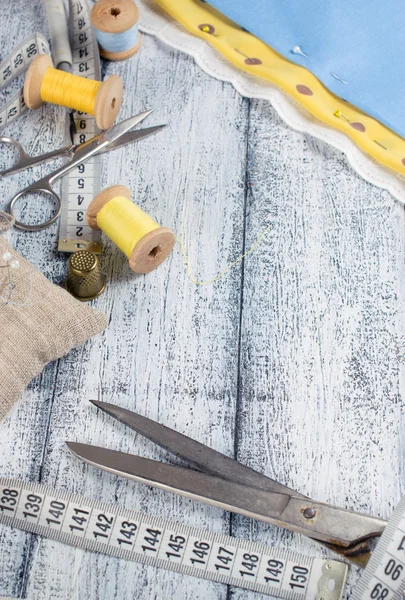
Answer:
[{"xmin": 1, "ymin": 1, "xmax": 405, "ymax": 598}]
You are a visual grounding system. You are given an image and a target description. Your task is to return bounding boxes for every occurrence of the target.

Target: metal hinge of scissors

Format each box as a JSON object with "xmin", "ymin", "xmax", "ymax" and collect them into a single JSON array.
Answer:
[
  {"xmin": 67, "ymin": 401, "xmax": 387, "ymax": 568},
  {"xmin": 2, "ymin": 110, "xmax": 165, "ymax": 231}
]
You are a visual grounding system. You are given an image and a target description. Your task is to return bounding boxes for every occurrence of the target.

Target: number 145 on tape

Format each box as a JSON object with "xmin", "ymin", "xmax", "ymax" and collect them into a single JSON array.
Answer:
[{"xmin": 0, "ymin": 479, "xmax": 347, "ymax": 600}]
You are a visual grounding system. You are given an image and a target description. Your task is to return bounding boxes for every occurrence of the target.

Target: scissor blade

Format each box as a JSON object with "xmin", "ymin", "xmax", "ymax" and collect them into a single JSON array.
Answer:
[
  {"xmin": 90, "ymin": 401, "xmax": 307, "ymax": 499},
  {"xmin": 102, "ymin": 110, "xmax": 154, "ymax": 145},
  {"xmin": 0, "ymin": 144, "xmax": 74, "ymax": 178},
  {"xmin": 103, "ymin": 125, "xmax": 166, "ymax": 153},
  {"xmin": 66, "ymin": 442, "xmax": 387, "ymax": 548},
  {"xmin": 67, "ymin": 442, "xmax": 290, "ymax": 520},
  {"xmin": 2, "ymin": 123, "xmax": 163, "ymax": 178}
]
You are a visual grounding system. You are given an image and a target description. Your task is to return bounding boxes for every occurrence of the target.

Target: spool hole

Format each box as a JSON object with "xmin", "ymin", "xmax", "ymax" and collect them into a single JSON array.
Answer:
[
  {"xmin": 149, "ymin": 246, "xmax": 162, "ymax": 260},
  {"xmin": 110, "ymin": 7, "xmax": 121, "ymax": 16},
  {"xmin": 111, "ymin": 97, "xmax": 116, "ymax": 109}
]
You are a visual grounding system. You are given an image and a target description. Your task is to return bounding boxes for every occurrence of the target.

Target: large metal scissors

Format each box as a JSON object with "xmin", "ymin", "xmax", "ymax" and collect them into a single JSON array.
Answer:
[
  {"xmin": 3, "ymin": 110, "xmax": 164, "ymax": 231},
  {"xmin": 67, "ymin": 401, "xmax": 387, "ymax": 568}
]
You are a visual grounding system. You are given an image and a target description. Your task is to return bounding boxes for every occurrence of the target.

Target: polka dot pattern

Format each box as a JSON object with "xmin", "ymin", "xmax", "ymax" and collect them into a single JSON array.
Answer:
[
  {"xmin": 159, "ymin": 0, "xmax": 405, "ymax": 175},
  {"xmin": 296, "ymin": 84, "xmax": 313, "ymax": 96},
  {"xmin": 245, "ymin": 57, "xmax": 262, "ymax": 65},
  {"xmin": 350, "ymin": 122, "xmax": 366, "ymax": 132}
]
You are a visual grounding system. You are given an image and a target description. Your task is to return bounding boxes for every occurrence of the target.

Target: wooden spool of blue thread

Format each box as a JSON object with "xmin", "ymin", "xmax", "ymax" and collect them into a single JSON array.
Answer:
[{"xmin": 90, "ymin": 0, "xmax": 142, "ymax": 61}]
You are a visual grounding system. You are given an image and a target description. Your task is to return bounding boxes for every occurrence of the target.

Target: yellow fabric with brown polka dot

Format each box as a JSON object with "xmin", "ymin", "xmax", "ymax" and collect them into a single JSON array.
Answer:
[{"xmin": 156, "ymin": 0, "xmax": 405, "ymax": 176}]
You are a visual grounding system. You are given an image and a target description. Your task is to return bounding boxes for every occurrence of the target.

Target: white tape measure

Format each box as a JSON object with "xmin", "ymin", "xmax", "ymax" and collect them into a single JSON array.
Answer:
[
  {"xmin": 0, "ymin": 477, "xmax": 348, "ymax": 599},
  {"xmin": 58, "ymin": 0, "xmax": 102, "ymax": 253},
  {"xmin": 353, "ymin": 496, "xmax": 405, "ymax": 599},
  {"xmin": 0, "ymin": 33, "xmax": 50, "ymax": 129}
]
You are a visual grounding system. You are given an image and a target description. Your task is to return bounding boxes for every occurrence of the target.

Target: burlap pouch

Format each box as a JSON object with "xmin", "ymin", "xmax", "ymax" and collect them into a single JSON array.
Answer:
[{"xmin": 0, "ymin": 237, "xmax": 107, "ymax": 421}]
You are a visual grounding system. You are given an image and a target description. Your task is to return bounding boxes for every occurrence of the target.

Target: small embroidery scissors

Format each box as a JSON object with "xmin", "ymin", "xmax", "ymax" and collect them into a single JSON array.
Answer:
[
  {"xmin": 67, "ymin": 401, "xmax": 387, "ymax": 567},
  {"xmin": 2, "ymin": 110, "xmax": 164, "ymax": 231}
]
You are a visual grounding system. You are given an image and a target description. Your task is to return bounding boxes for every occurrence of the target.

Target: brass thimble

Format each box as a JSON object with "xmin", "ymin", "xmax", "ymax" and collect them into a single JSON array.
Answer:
[{"xmin": 65, "ymin": 250, "xmax": 106, "ymax": 301}]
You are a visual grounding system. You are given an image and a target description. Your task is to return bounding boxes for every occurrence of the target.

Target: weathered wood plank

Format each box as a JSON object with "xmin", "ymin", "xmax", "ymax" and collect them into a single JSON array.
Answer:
[
  {"xmin": 230, "ymin": 99, "xmax": 405, "ymax": 599},
  {"xmin": 12, "ymin": 32, "xmax": 248, "ymax": 600},
  {"xmin": 1, "ymin": 1, "xmax": 405, "ymax": 598},
  {"xmin": 0, "ymin": 1, "xmax": 69, "ymax": 596}
]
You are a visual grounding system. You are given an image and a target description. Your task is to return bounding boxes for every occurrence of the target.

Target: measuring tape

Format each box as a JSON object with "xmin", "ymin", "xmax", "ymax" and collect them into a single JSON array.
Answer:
[
  {"xmin": 0, "ymin": 33, "xmax": 50, "ymax": 129},
  {"xmin": 58, "ymin": 0, "xmax": 103, "ymax": 253},
  {"xmin": 0, "ymin": 477, "xmax": 347, "ymax": 599},
  {"xmin": 352, "ymin": 496, "xmax": 405, "ymax": 599}
]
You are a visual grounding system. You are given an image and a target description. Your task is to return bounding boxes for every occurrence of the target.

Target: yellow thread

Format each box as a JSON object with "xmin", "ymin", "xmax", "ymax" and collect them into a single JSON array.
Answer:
[
  {"xmin": 40, "ymin": 68, "xmax": 102, "ymax": 115},
  {"xmin": 176, "ymin": 223, "xmax": 272, "ymax": 286},
  {"xmin": 97, "ymin": 196, "xmax": 159, "ymax": 257},
  {"xmin": 96, "ymin": 195, "xmax": 271, "ymax": 285}
]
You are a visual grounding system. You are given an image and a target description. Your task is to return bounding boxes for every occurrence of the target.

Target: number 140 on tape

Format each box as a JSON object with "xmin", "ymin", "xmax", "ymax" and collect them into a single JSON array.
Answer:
[{"xmin": 0, "ymin": 479, "xmax": 347, "ymax": 599}]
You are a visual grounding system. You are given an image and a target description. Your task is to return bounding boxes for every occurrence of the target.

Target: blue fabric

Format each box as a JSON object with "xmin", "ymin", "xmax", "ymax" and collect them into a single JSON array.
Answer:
[{"xmin": 207, "ymin": 0, "xmax": 404, "ymax": 138}]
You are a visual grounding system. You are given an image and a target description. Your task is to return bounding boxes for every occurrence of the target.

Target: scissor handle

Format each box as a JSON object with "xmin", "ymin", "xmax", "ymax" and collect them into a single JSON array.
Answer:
[{"xmin": 9, "ymin": 178, "xmax": 61, "ymax": 231}]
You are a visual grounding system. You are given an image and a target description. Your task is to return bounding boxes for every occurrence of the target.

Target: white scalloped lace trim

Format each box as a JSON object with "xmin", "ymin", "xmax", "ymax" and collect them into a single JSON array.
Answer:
[{"xmin": 138, "ymin": 0, "xmax": 405, "ymax": 204}]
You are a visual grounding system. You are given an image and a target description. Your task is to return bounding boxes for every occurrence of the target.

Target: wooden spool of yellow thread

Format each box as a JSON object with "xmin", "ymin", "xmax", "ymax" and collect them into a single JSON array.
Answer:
[
  {"xmin": 23, "ymin": 55, "xmax": 123, "ymax": 130},
  {"xmin": 91, "ymin": 0, "xmax": 142, "ymax": 61},
  {"xmin": 86, "ymin": 185, "xmax": 175, "ymax": 273}
]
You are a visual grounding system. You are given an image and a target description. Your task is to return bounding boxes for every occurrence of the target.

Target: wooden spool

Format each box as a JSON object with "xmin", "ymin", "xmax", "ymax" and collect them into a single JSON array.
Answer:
[
  {"xmin": 90, "ymin": 0, "xmax": 142, "ymax": 61},
  {"xmin": 86, "ymin": 185, "xmax": 175, "ymax": 274},
  {"xmin": 23, "ymin": 55, "xmax": 123, "ymax": 130}
]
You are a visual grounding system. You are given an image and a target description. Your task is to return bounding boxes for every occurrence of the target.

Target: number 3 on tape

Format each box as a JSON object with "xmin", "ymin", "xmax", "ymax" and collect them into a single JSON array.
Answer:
[
  {"xmin": 58, "ymin": 0, "xmax": 102, "ymax": 253},
  {"xmin": 353, "ymin": 496, "xmax": 405, "ymax": 599}
]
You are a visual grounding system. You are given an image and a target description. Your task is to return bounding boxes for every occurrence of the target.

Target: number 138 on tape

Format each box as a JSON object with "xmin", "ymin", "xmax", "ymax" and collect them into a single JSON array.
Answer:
[{"xmin": 0, "ymin": 478, "xmax": 348, "ymax": 600}]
